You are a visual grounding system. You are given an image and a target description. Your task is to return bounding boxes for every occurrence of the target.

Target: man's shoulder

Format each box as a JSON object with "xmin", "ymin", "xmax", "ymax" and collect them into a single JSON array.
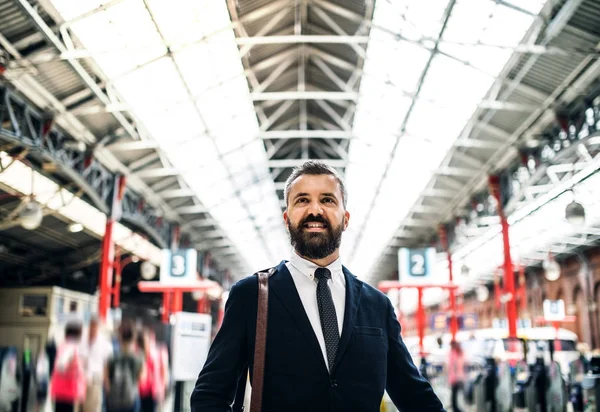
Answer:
[{"xmin": 229, "ymin": 264, "xmax": 282, "ymax": 296}]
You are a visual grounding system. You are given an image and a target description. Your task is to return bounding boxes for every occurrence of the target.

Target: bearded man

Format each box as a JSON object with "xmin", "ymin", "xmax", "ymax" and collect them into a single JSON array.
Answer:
[{"xmin": 191, "ymin": 160, "xmax": 445, "ymax": 412}]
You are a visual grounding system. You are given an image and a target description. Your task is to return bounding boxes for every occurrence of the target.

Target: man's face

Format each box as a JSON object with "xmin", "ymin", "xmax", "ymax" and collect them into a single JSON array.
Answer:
[{"xmin": 283, "ymin": 174, "xmax": 350, "ymax": 260}]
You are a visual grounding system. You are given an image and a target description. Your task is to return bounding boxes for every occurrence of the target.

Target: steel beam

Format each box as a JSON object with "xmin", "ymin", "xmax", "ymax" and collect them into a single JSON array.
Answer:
[
  {"xmin": 453, "ymin": 138, "xmax": 505, "ymax": 150},
  {"xmin": 239, "ymin": 7, "xmax": 292, "ymax": 57},
  {"xmin": 176, "ymin": 205, "xmax": 208, "ymax": 215},
  {"xmin": 260, "ymin": 130, "xmax": 353, "ymax": 139},
  {"xmin": 251, "ymin": 91, "xmax": 358, "ymax": 101},
  {"xmin": 158, "ymin": 188, "xmax": 196, "ymax": 199},
  {"xmin": 236, "ymin": 35, "xmax": 370, "ymax": 45},
  {"xmin": 260, "ymin": 100, "xmax": 295, "ymax": 131},
  {"xmin": 421, "ymin": 188, "xmax": 457, "ymax": 198},
  {"xmin": 314, "ymin": 100, "xmax": 352, "ymax": 130},
  {"xmin": 107, "ymin": 140, "xmax": 160, "ymax": 151},
  {"xmin": 135, "ymin": 168, "xmax": 179, "ymax": 178}
]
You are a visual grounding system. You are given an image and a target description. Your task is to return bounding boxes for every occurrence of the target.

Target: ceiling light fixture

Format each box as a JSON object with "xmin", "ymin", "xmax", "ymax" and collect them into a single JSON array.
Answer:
[
  {"xmin": 68, "ymin": 222, "xmax": 84, "ymax": 233},
  {"xmin": 19, "ymin": 200, "xmax": 43, "ymax": 230}
]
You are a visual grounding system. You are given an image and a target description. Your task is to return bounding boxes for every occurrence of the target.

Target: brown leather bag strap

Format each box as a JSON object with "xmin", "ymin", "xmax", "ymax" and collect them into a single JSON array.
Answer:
[{"xmin": 250, "ymin": 268, "xmax": 274, "ymax": 412}]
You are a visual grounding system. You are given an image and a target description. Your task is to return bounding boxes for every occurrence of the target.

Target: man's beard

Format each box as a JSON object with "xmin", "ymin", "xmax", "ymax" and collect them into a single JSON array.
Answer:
[{"xmin": 287, "ymin": 214, "xmax": 344, "ymax": 259}]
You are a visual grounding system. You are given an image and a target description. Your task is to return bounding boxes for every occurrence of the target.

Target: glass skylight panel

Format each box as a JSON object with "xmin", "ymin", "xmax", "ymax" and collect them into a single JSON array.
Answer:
[
  {"xmin": 48, "ymin": 0, "xmax": 290, "ymax": 273},
  {"xmin": 502, "ymin": 0, "xmax": 547, "ymax": 15},
  {"xmin": 374, "ymin": 0, "xmax": 449, "ymax": 42},
  {"xmin": 67, "ymin": 0, "xmax": 166, "ymax": 78},
  {"xmin": 346, "ymin": 0, "xmax": 546, "ymax": 278},
  {"xmin": 144, "ymin": 0, "xmax": 233, "ymax": 47}
]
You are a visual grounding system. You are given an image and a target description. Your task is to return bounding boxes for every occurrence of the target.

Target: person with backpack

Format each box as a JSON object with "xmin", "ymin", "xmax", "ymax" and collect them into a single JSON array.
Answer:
[
  {"xmin": 104, "ymin": 321, "xmax": 143, "ymax": 412},
  {"xmin": 50, "ymin": 321, "xmax": 87, "ymax": 412}
]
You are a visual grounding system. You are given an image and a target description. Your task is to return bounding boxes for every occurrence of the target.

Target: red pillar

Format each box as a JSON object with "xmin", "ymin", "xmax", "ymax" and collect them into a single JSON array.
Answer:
[
  {"xmin": 99, "ymin": 220, "xmax": 115, "ymax": 322},
  {"xmin": 490, "ymin": 175, "xmax": 517, "ymax": 338},
  {"xmin": 161, "ymin": 292, "xmax": 171, "ymax": 323},
  {"xmin": 172, "ymin": 290, "xmax": 183, "ymax": 313},
  {"xmin": 112, "ymin": 249, "xmax": 122, "ymax": 309},
  {"xmin": 99, "ymin": 175, "xmax": 126, "ymax": 322},
  {"xmin": 196, "ymin": 294, "xmax": 207, "ymax": 314},
  {"xmin": 439, "ymin": 226, "xmax": 458, "ymax": 341},
  {"xmin": 417, "ymin": 287, "xmax": 425, "ymax": 357}
]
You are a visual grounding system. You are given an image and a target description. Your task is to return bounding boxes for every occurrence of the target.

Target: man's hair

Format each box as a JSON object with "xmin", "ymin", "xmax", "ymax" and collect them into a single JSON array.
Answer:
[
  {"xmin": 64, "ymin": 321, "xmax": 83, "ymax": 340},
  {"xmin": 119, "ymin": 320, "xmax": 135, "ymax": 343},
  {"xmin": 284, "ymin": 160, "xmax": 347, "ymax": 209}
]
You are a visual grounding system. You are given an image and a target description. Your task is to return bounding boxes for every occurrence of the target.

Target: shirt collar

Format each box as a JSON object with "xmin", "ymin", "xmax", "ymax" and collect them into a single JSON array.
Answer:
[{"xmin": 289, "ymin": 252, "xmax": 343, "ymax": 282}]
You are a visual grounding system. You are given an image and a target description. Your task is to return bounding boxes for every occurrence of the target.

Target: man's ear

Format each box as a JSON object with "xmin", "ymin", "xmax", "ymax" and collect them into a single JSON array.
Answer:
[{"xmin": 343, "ymin": 210, "xmax": 350, "ymax": 231}]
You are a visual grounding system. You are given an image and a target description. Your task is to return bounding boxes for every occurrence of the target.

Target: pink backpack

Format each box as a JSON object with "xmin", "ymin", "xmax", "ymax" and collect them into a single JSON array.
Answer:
[
  {"xmin": 138, "ymin": 348, "xmax": 163, "ymax": 400},
  {"xmin": 50, "ymin": 343, "xmax": 86, "ymax": 402}
]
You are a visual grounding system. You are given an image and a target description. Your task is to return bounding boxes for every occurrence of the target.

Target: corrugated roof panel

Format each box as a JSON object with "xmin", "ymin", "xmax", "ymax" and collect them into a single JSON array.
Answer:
[
  {"xmin": 0, "ymin": 0, "xmax": 54, "ymax": 42},
  {"xmin": 487, "ymin": 109, "xmax": 533, "ymax": 136},
  {"xmin": 308, "ymin": 6, "xmax": 360, "ymax": 36},
  {"xmin": 309, "ymin": 42, "xmax": 360, "ymax": 66},
  {"xmin": 236, "ymin": 0, "xmax": 276, "ymax": 17},
  {"xmin": 32, "ymin": 60, "xmax": 86, "ymax": 100},
  {"xmin": 243, "ymin": 7, "xmax": 294, "ymax": 37},
  {"xmin": 569, "ymin": 0, "xmax": 600, "ymax": 37},
  {"xmin": 247, "ymin": 41, "xmax": 293, "ymax": 64}
]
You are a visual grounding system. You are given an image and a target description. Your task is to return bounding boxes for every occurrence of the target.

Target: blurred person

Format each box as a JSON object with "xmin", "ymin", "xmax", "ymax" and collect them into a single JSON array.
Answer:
[
  {"xmin": 448, "ymin": 341, "xmax": 465, "ymax": 412},
  {"xmin": 82, "ymin": 316, "xmax": 113, "ymax": 412},
  {"xmin": 191, "ymin": 160, "xmax": 445, "ymax": 412},
  {"xmin": 50, "ymin": 320, "xmax": 86, "ymax": 412},
  {"xmin": 576, "ymin": 342, "xmax": 591, "ymax": 372},
  {"xmin": 105, "ymin": 321, "xmax": 143, "ymax": 412},
  {"xmin": 137, "ymin": 327, "xmax": 162, "ymax": 412}
]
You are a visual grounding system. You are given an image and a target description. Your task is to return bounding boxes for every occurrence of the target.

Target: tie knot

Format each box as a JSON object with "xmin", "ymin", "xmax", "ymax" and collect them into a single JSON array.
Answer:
[{"xmin": 314, "ymin": 267, "xmax": 331, "ymax": 281}]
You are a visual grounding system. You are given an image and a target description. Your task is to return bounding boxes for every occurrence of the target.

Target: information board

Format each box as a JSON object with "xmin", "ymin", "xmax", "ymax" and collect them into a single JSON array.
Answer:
[{"xmin": 170, "ymin": 312, "xmax": 212, "ymax": 381}]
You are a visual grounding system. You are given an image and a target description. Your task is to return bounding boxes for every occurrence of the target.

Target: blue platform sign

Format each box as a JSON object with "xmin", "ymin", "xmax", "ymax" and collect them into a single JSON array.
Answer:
[
  {"xmin": 459, "ymin": 313, "xmax": 478, "ymax": 331},
  {"xmin": 430, "ymin": 312, "xmax": 448, "ymax": 332},
  {"xmin": 160, "ymin": 249, "xmax": 198, "ymax": 285},
  {"xmin": 398, "ymin": 247, "xmax": 436, "ymax": 283}
]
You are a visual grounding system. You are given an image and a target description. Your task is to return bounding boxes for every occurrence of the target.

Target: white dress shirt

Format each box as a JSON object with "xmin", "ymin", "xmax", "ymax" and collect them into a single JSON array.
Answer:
[{"xmin": 286, "ymin": 253, "xmax": 346, "ymax": 370}]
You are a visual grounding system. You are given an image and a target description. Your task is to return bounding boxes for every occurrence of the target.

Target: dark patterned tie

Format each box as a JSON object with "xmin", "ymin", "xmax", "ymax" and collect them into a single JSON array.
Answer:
[{"xmin": 314, "ymin": 267, "xmax": 340, "ymax": 372}]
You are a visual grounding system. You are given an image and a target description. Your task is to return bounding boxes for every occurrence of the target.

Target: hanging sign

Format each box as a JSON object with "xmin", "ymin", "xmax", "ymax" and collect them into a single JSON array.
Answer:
[
  {"xmin": 160, "ymin": 249, "xmax": 198, "ymax": 285},
  {"xmin": 398, "ymin": 248, "xmax": 436, "ymax": 283},
  {"xmin": 543, "ymin": 299, "xmax": 566, "ymax": 321}
]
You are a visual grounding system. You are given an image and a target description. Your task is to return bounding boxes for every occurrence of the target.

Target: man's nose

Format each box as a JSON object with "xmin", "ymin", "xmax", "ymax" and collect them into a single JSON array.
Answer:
[{"xmin": 307, "ymin": 200, "xmax": 324, "ymax": 215}]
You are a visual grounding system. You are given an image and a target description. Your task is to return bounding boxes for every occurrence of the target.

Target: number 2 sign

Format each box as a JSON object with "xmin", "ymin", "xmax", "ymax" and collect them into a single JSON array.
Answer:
[{"xmin": 398, "ymin": 248, "xmax": 436, "ymax": 282}]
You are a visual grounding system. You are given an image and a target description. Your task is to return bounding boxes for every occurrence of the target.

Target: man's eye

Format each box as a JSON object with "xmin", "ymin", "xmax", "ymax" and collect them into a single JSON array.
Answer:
[
  {"xmin": 296, "ymin": 198, "xmax": 308, "ymax": 203},
  {"xmin": 322, "ymin": 198, "xmax": 334, "ymax": 203}
]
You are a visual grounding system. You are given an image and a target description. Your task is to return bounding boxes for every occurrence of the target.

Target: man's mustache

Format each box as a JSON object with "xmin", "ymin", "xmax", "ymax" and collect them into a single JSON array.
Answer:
[{"xmin": 301, "ymin": 215, "xmax": 329, "ymax": 227}]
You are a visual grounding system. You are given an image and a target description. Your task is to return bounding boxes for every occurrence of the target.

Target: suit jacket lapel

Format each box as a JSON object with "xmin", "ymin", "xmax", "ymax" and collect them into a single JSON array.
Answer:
[
  {"xmin": 333, "ymin": 266, "xmax": 362, "ymax": 373},
  {"xmin": 269, "ymin": 261, "xmax": 328, "ymax": 372}
]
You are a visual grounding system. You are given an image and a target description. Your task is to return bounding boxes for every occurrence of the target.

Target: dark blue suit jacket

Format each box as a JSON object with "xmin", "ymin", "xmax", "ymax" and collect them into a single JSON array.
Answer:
[{"xmin": 191, "ymin": 261, "xmax": 445, "ymax": 412}]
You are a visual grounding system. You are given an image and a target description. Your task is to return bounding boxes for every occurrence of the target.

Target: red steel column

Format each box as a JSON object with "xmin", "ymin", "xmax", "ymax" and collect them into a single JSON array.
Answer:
[
  {"xmin": 162, "ymin": 292, "xmax": 171, "ymax": 323},
  {"xmin": 113, "ymin": 249, "xmax": 122, "ymax": 309},
  {"xmin": 417, "ymin": 287, "xmax": 426, "ymax": 357},
  {"xmin": 172, "ymin": 290, "xmax": 183, "ymax": 313},
  {"xmin": 99, "ymin": 220, "xmax": 115, "ymax": 322},
  {"xmin": 196, "ymin": 293, "xmax": 207, "ymax": 314},
  {"xmin": 489, "ymin": 175, "xmax": 517, "ymax": 339},
  {"xmin": 439, "ymin": 226, "xmax": 458, "ymax": 341},
  {"xmin": 98, "ymin": 175, "xmax": 126, "ymax": 322}
]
